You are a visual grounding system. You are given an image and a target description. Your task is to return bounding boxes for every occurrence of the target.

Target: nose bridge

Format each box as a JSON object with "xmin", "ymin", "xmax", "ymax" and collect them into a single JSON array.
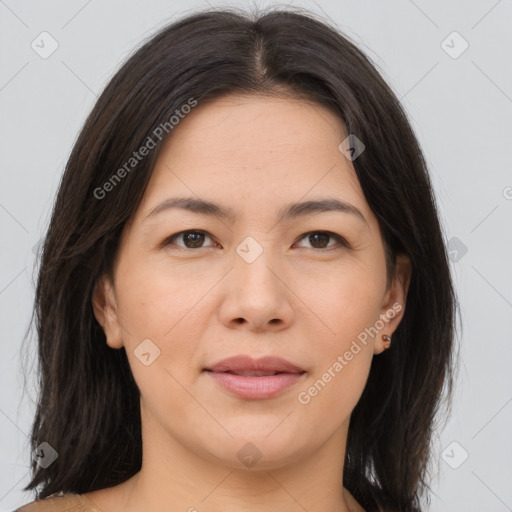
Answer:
[
  {"xmin": 235, "ymin": 234, "xmax": 269, "ymax": 267},
  {"xmin": 218, "ymin": 234, "xmax": 294, "ymax": 330},
  {"xmin": 233, "ymin": 234, "xmax": 281, "ymax": 295}
]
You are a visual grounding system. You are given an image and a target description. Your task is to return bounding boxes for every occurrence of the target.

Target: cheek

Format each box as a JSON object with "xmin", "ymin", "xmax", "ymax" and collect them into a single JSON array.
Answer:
[
  {"xmin": 115, "ymin": 253, "xmax": 212, "ymax": 338},
  {"xmin": 297, "ymin": 266, "xmax": 383, "ymax": 414},
  {"xmin": 112, "ymin": 264, "xmax": 206, "ymax": 416},
  {"xmin": 312, "ymin": 262, "xmax": 386, "ymax": 345},
  {"xmin": 301, "ymin": 348, "xmax": 373, "ymax": 431},
  {"xmin": 297, "ymin": 324, "xmax": 375, "ymax": 430},
  {"xmin": 113, "ymin": 257, "xmax": 211, "ymax": 393}
]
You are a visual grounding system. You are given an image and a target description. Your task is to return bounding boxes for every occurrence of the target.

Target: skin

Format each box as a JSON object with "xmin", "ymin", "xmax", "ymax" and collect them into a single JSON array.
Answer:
[{"xmin": 87, "ymin": 93, "xmax": 411, "ymax": 512}]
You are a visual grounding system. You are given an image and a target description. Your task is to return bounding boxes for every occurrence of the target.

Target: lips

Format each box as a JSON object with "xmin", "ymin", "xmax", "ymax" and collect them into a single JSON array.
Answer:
[
  {"xmin": 204, "ymin": 355, "xmax": 306, "ymax": 399},
  {"xmin": 204, "ymin": 355, "xmax": 305, "ymax": 375}
]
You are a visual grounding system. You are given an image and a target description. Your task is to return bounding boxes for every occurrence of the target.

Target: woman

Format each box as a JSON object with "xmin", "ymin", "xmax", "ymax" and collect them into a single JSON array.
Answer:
[{"xmin": 16, "ymin": 6, "xmax": 456, "ymax": 512}]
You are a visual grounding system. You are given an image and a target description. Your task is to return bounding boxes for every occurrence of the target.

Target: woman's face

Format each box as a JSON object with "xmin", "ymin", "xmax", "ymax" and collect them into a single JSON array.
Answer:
[{"xmin": 94, "ymin": 93, "xmax": 410, "ymax": 471}]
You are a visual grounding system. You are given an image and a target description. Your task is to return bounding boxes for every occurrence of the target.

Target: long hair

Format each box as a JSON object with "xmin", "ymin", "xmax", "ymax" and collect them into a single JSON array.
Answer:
[{"xmin": 21, "ymin": 7, "xmax": 457, "ymax": 511}]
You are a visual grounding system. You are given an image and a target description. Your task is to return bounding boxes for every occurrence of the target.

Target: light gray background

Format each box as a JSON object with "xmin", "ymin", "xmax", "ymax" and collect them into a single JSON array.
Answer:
[{"xmin": 1, "ymin": 0, "xmax": 511, "ymax": 511}]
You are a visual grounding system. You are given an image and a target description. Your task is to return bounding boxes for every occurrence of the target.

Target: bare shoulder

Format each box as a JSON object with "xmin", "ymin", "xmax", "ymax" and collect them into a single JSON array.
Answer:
[{"xmin": 16, "ymin": 493, "xmax": 93, "ymax": 512}]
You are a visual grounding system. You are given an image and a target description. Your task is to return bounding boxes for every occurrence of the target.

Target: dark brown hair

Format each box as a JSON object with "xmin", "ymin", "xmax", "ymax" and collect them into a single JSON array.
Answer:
[{"xmin": 21, "ymin": 6, "xmax": 458, "ymax": 511}]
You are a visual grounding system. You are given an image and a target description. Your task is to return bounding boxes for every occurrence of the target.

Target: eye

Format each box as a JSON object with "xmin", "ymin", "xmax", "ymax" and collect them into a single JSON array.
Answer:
[
  {"xmin": 161, "ymin": 229, "xmax": 349, "ymax": 251},
  {"xmin": 293, "ymin": 231, "xmax": 349, "ymax": 250},
  {"xmin": 162, "ymin": 230, "xmax": 218, "ymax": 250}
]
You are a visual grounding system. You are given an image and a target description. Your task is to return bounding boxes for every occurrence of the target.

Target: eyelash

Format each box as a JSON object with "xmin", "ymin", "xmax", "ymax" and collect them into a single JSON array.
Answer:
[{"xmin": 161, "ymin": 230, "xmax": 350, "ymax": 251}]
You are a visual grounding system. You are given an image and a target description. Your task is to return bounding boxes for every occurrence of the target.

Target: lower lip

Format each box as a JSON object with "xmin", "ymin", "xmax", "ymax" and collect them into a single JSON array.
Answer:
[{"xmin": 205, "ymin": 371, "xmax": 306, "ymax": 399}]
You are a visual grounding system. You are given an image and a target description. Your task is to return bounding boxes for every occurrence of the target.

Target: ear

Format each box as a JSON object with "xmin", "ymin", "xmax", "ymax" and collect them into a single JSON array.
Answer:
[
  {"xmin": 374, "ymin": 253, "xmax": 412, "ymax": 355},
  {"xmin": 92, "ymin": 273, "xmax": 124, "ymax": 349}
]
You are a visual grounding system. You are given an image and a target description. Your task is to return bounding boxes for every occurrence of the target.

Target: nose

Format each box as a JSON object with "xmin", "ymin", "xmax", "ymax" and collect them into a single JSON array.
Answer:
[{"xmin": 217, "ymin": 245, "xmax": 295, "ymax": 333}]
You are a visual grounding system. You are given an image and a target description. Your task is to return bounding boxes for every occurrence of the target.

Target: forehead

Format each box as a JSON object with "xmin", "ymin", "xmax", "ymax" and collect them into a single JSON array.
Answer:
[
  {"xmin": 136, "ymin": 93, "xmax": 371, "ymax": 225},
  {"xmin": 160, "ymin": 93, "xmax": 349, "ymax": 160}
]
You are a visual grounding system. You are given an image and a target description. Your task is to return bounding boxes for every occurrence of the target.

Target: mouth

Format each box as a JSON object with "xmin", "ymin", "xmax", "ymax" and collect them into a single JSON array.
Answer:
[
  {"xmin": 203, "ymin": 355, "xmax": 307, "ymax": 399},
  {"xmin": 204, "ymin": 354, "xmax": 305, "ymax": 374},
  {"xmin": 211, "ymin": 370, "xmax": 298, "ymax": 376}
]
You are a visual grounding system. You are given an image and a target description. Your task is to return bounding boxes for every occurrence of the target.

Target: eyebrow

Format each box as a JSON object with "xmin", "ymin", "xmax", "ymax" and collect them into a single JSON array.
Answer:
[{"xmin": 145, "ymin": 196, "xmax": 368, "ymax": 225}]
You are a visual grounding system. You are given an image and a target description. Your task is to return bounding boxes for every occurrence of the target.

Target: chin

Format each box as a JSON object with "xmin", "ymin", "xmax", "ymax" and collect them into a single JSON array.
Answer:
[{"xmin": 197, "ymin": 423, "xmax": 314, "ymax": 470}]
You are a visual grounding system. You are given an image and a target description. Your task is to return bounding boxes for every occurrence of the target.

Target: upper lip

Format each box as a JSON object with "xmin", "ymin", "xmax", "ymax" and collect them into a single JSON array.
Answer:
[{"xmin": 204, "ymin": 355, "xmax": 305, "ymax": 374}]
